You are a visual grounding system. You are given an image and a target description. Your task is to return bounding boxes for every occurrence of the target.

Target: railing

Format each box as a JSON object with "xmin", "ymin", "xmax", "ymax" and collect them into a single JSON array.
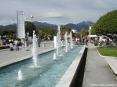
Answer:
[{"xmin": 40, "ymin": 41, "xmax": 54, "ymax": 48}]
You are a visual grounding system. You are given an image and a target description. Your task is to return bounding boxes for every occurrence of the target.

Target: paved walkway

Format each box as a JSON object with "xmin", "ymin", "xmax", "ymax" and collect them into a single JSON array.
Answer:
[
  {"xmin": 0, "ymin": 41, "xmax": 54, "ymax": 68},
  {"xmin": 83, "ymin": 43, "xmax": 117, "ymax": 87},
  {"xmin": 105, "ymin": 57, "xmax": 117, "ymax": 74}
]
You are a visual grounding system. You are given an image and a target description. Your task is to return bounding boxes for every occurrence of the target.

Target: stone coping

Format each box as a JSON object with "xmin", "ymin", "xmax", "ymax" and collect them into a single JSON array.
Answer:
[{"xmin": 56, "ymin": 45, "xmax": 86, "ymax": 87}]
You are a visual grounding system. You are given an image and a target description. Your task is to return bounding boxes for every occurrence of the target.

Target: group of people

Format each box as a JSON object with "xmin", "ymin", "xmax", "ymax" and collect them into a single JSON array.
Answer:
[
  {"xmin": 75, "ymin": 36, "xmax": 89, "ymax": 45},
  {"xmin": 91, "ymin": 36, "xmax": 113, "ymax": 47},
  {"xmin": 9, "ymin": 39, "xmax": 23, "ymax": 51}
]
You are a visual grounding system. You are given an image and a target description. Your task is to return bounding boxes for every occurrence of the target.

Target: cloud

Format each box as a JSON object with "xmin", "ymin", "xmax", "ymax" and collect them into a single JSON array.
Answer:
[
  {"xmin": 0, "ymin": 0, "xmax": 117, "ymax": 25},
  {"xmin": 42, "ymin": 10, "xmax": 63, "ymax": 18}
]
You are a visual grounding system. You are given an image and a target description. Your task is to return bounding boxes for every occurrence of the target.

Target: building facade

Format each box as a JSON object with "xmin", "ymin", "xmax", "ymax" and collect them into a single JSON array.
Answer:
[{"xmin": 17, "ymin": 11, "xmax": 25, "ymax": 39}]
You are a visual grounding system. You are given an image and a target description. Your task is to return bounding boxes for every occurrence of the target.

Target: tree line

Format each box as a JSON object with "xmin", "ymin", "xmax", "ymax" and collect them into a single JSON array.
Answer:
[{"xmin": 0, "ymin": 21, "xmax": 89, "ymax": 40}]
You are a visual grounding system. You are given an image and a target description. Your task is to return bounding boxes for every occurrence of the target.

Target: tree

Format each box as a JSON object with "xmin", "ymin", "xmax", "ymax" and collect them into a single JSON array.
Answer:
[
  {"xmin": 79, "ymin": 29, "xmax": 88, "ymax": 36},
  {"xmin": 36, "ymin": 27, "xmax": 57, "ymax": 40},
  {"xmin": 0, "ymin": 29, "xmax": 16, "ymax": 39},
  {"xmin": 92, "ymin": 10, "xmax": 117, "ymax": 35},
  {"xmin": 25, "ymin": 21, "xmax": 36, "ymax": 37}
]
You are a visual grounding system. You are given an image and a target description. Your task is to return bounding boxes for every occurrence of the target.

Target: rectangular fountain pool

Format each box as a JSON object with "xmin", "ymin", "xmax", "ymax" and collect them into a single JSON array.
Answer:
[{"xmin": 0, "ymin": 46, "xmax": 82, "ymax": 87}]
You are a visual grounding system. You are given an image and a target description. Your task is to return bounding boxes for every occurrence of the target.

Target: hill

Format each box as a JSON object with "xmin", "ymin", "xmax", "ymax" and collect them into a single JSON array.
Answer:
[
  {"xmin": 0, "ymin": 21, "xmax": 94, "ymax": 31},
  {"xmin": 63, "ymin": 21, "xmax": 94, "ymax": 31},
  {"xmin": 34, "ymin": 21, "xmax": 56, "ymax": 29},
  {"xmin": 0, "ymin": 24, "xmax": 16, "ymax": 30}
]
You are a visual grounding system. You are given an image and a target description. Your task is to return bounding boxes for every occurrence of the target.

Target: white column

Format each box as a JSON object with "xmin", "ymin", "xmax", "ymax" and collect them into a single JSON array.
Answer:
[
  {"xmin": 89, "ymin": 26, "xmax": 92, "ymax": 35},
  {"xmin": 17, "ymin": 11, "xmax": 25, "ymax": 39}
]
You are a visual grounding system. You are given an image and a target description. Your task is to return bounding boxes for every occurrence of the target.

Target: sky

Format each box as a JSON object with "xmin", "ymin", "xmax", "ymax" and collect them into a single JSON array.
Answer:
[{"xmin": 0, "ymin": 0, "xmax": 117, "ymax": 25}]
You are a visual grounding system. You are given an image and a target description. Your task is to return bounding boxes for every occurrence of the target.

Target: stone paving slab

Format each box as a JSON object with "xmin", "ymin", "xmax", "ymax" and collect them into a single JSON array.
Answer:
[
  {"xmin": 105, "ymin": 58, "xmax": 117, "ymax": 74},
  {"xmin": 0, "ymin": 46, "xmax": 54, "ymax": 68},
  {"xmin": 83, "ymin": 43, "xmax": 117, "ymax": 87}
]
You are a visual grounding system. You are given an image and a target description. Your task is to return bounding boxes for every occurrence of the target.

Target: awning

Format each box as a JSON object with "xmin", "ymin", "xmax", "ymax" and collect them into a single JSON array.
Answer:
[{"xmin": 88, "ymin": 35, "xmax": 97, "ymax": 37}]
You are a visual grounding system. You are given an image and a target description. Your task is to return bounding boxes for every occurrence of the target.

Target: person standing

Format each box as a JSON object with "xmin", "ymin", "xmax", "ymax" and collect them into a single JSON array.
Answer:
[
  {"xmin": 9, "ymin": 40, "xmax": 14, "ymax": 51},
  {"xmin": 14, "ymin": 39, "xmax": 19, "ymax": 51}
]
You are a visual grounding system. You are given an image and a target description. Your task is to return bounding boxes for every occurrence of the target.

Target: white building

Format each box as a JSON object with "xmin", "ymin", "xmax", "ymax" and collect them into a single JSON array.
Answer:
[{"xmin": 17, "ymin": 11, "xmax": 25, "ymax": 39}]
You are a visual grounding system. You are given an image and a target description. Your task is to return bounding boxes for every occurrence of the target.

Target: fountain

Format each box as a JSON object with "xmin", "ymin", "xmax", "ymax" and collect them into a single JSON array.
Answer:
[
  {"xmin": 31, "ymin": 31, "xmax": 40, "ymax": 68},
  {"xmin": 17, "ymin": 69, "xmax": 23, "ymax": 81},
  {"xmin": 53, "ymin": 25, "xmax": 62, "ymax": 57},
  {"xmin": 53, "ymin": 36, "xmax": 58, "ymax": 60},
  {"xmin": 0, "ymin": 43, "xmax": 82, "ymax": 87},
  {"xmin": 53, "ymin": 52, "xmax": 57, "ymax": 60},
  {"xmin": 0, "ymin": 26, "xmax": 83, "ymax": 87},
  {"xmin": 54, "ymin": 36, "xmax": 59, "ymax": 56},
  {"xmin": 69, "ymin": 32, "xmax": 73, "ymax": 49},
  {"xmin": 54, "ymin": 36, "xmax": 57, "ymax": 49},
  {"xmin": 0, "ymin": 11, "xmax": 84, "ymax": 87},
  {"xmin": 64, "ymin": 32, "xmax": 68, "ymax": 52},
  {"xmin": 57, "ymin": 25, "xmax": 61, "ymax": 47}
]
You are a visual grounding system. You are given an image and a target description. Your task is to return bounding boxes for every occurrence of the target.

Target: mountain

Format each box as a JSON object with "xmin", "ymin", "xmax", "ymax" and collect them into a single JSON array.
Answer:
[
  {"xmin": 63, "ymin": 21, "xmax": 94, "ymax": 31},
  {"xmin": 0, "ymin": 22, "xmax": 57, "ymax": 30},
  {"xmin": 34, "ymin": 21, "xmax": 56, "ymax": 28},
  {"xmin": 0, "ymin": 21, "xmax": 94, "ymax": 31},
  {"xmin": 63, "ymin": 23, "xmax": 77, "ymax": 29},
  {"xmin": 0, "ymin": 24, "xmax": 16, "ymax": 30}
]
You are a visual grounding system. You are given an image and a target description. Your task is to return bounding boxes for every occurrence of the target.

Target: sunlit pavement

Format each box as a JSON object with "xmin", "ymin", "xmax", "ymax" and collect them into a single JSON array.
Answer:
[{"xmin": 83, "ymin": 43, "xmax": 117, "ymax": 87}]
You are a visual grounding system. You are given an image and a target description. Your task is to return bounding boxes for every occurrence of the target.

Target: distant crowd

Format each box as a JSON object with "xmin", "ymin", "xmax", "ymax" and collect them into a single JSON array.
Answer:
[
  {"xmin": 89, "ymin": 36, "xmax": 116, "ymax": 47},
  {"xmin": 75, "ymin": 36, "xmax": 88, "ymax": 45},
  {"xmin": 0, "ymin": 38, "xmax": 25, "ymax": 51},
  {"xmin": 0, "ymin": 35, "xmax": 42, "ymax": 51}
]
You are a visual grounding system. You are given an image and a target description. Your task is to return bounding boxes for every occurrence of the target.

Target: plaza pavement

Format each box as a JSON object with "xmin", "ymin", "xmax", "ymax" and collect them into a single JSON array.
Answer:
[
  {"xmin": 1, "ymin": 41, "xmax": 117, "ymax": 87},
  {"xmin": 83, "ymin": 43, "xmax": 117, "ymax": 87},
  {"xmin": 0, "ymin": 41, "xmax": 54, "ymax": 68}
]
